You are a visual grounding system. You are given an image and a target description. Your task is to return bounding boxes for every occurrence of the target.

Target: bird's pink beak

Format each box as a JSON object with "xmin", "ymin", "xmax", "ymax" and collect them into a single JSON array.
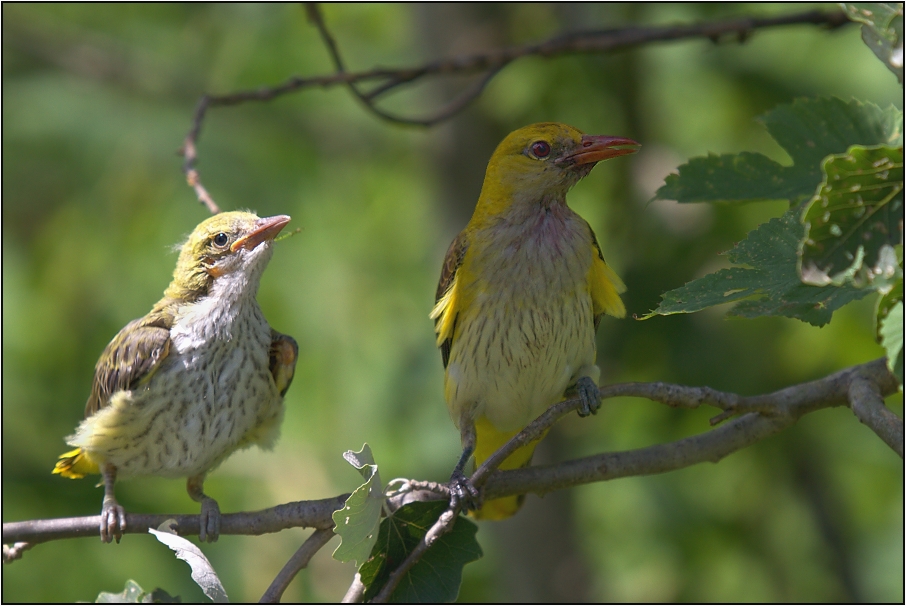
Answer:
[
  {"xmin": 231, "ymin": 215, "xmax": 291, "ymax": 252},
  {"xmin": 563, "ymin": 135, "xmax": 641, "ymax": 165}
]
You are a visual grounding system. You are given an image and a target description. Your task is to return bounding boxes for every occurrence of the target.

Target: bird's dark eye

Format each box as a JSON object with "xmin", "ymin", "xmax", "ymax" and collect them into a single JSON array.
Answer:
[
  {"xmin": 530, "ymin": 140, "xmax": 551, "ymax": 158},
  {"xmin": 212, "ymin": 233, "xmax": 230, "ymax": 248}
]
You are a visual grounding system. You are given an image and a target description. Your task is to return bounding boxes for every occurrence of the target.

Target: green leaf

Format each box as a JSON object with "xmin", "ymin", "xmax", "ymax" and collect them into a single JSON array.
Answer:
[
  {"xmin": 96, "ymin": 580, "xmax": 147, "ymax": 604},
  {"xmin": 877, "ymin": 277, "xmax": 904, "ymax": 387},
  {"xmin": 359, "ymin": 501, "xmax": 482, "ymax": 603},
  {"xmin": 880, "ymin": 300, "xmax": 904, "ymax": 386},
  {"xmin": 332, "ymin": 444, "xmax": 385, "ymax": 567},
  {"xmin": 95, "ymin": 580, "xmax": 180, "ymax": 604},
  {"xmin": 842, "ymin": 3, "xmax": 905, "ymax": 83},
  {"xmin": 655, "ymin": 98, "xmax": 903, "ymax": 204},
  {"xmin": 643, "ymin": 207, "xmax": 871, "ymax": 326},
  {"xmin": 800, "ymin": 145, "xmax": 904, "ymax": 289},
  {"xmin": 876, "ymin": 276, "xmax": 904, "ymax": 337}
]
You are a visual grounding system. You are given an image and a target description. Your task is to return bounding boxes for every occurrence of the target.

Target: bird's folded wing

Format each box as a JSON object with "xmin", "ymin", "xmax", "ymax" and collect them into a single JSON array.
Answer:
[
  {"xmin": 587, "ymin": 222, "xmax": 626, "ymax": 329},
  {"xmin": 431, "ymin": 230, "xmax": 470, "ymax": 368},
  {"xmin": 85, "ymin": 316, "xmax": 172, "ymax": 417},
  {"xmin": 269, "ymin": 330, "xmax": 299, "ymax": 396}
]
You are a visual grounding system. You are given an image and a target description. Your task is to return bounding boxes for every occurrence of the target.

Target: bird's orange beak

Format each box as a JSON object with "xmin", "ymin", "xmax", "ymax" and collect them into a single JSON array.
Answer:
[
  {"xmin": 231, "ymin": 215, "xmax": 291, "ymax": 252},
  {"xmin": 562, "ymin": 135, "xmax": 641, "ymax": 166}
]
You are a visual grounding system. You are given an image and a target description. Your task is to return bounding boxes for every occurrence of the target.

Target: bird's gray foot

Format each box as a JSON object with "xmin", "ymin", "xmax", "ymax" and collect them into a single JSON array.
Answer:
[
  {"xmin": 198, "ymin": 496, "xmax": 221, "ymax": 543},
  {"xmin": 575, "ymin": 376, "xmax": 602, "ymax": 417},
  {"xmin": 100, "ymin": 497, "xmax": 126, "ymax": 544},
  {"xmin": 100, "ymin": 463, "xmax": 125, "ymax": 543},
  {"xmin": 449, "ymin": 469, "xmax": 481, "ymax": 513},
  {"xmin": 187, "ymin": 474, "xmax": 221, "ymax": 542}
]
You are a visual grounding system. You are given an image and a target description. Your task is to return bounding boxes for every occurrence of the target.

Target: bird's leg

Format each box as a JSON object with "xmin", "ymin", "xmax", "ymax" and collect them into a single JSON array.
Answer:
[
  {"xmin": 187, "ymin": 474, "xmax": 221, "ymax": 543},
  {"xmin": 100, "ymin": 463, "xmax": 126, "ymax": 544},
  {"xmin": 572, "ymin": 376, "xmax": 602, "ymax": 417},
  {"xmin": 449, "ymin": 420, "xmax": 481, "ymax": 512}
]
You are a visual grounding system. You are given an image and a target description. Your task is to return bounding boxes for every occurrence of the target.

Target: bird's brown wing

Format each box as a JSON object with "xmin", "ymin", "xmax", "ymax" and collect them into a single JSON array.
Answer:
[
  {"xmin": 434, "ymin": 231, "xmax": 469, "ymax": 368},
  {"xmin": 84, "ymin": 315, "xmax": 172, "ymax": 417},
  {"xmin": 269, "ymin": 329, "xmax": 299, "ymax": 397}
]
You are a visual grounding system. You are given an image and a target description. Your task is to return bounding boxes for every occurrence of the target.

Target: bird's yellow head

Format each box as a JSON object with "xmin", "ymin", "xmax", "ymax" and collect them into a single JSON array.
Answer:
[
  {"xmin": 476, "ymin": 122, "xmax": 639, "ymax": 218},
  {"xmin": 165, "ymin": 211, "xmax": 291, "ymax": 302}
]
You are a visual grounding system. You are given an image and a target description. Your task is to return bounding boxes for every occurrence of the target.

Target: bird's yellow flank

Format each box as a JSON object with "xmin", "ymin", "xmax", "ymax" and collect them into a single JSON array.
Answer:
[{"xmin": 432, "ymin": 122, "xmax": 638, "ymax": 519}]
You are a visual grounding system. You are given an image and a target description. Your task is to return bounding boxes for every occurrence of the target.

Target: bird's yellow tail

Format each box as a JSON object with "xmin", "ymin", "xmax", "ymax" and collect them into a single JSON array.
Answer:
[
  {"xmin": 52, "ymin": 448, "xmax": 99, "ymax": 479},
  {"xmin": 470, "ymin": 416, "xmax": 548, "ymax": 520}
]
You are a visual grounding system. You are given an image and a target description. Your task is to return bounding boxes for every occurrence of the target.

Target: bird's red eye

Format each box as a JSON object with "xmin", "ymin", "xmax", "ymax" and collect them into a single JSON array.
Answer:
[{"xmin": 531, "ymin": 141, "xmax": 551, "ymax": 158}]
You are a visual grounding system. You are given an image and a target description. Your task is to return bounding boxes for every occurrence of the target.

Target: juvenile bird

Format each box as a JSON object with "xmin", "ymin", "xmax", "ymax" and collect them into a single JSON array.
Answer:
[
  {"xmin": 53, "ymin": 211, "xmax": 298, "ymax": 542},
  {"xmin": 431, "ymin": 123, "xmax": 639, "ymax": 519}
]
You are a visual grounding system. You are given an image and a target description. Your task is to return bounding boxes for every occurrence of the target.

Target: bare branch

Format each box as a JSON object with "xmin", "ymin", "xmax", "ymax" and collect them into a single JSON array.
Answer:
[
  {"xmin": 178, "ymin": 7, "xmax": 850, "ymax": 211},
  {"xmin": 1, "ymin": 495, "xmax": 346, "ymax": 550},
  {"xmin": 341, "ymin": 573, "xmax": 366, "ymax": 604},
  {"xmin": 260, "ymin": 527, "xmax": 335, "ymax": 603},
  {"xmin": 849, "ymin": 375, "xmax": 904, "ymax": 457},
  {"xmin": 5, "ymin": 358, "xmax": 897, "ymax": 582},
  {"xmin": 484, "ymin": 358, "xmax": 899, "ymax": 500},
  {"xmin": 373, "ymin": 358, "xmax": 898, "ymax": 598}
]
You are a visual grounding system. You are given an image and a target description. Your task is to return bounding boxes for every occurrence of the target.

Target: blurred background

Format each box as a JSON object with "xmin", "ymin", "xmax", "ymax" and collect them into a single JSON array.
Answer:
[{"xmin": 3, "ymin": 3, "xmax": 902, "ymax": 602}]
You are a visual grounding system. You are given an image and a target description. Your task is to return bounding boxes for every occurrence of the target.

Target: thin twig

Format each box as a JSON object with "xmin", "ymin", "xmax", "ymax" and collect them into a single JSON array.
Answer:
[
  {"xmin": 178, "ymin": 8, "xmax": 850, "ymax": 211},
  {"xmin": 848, "ymin": 375, "xmax": 904, "ymax": 457},
  {"xmin": 341, "ymin": 573, "xmax": 366, "ymax": 604},
  {"xmin": 260, "ymin": 527, "xmax": 335, "ymax": 603}
]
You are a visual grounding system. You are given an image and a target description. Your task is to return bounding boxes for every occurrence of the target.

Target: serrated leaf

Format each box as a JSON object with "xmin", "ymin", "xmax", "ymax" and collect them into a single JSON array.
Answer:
[
  {"xmin": 96, "ymin": 580, "xmax": 147, "ymax": 603},
  {"xmin": 359, "ymin": 501, "xmax": 482, "ymax": 603},
  {"xmin": 842, "ymin": 3, "xmax": 905, "ymax": 83},
  {"xmin": 150, "ymin": 522, "xmax": 228, "ymax": 603},
  {"xmin": 332, "ymin": 444, "xmax": 385, "ymax": 567},
  {"xmin": 880, "ymin": 300, "xmax": 904, "ymax": 385},
  {"xmin": 800, "ymin": 145, "xmax": 904, "ymax": 289},
  {"xmin": 655, "ymin": 98, "xmax": 903, "ymax": 205},
  {"xmin": 643, "ymin": 207, "xmax": 871, "ymax": 325}
]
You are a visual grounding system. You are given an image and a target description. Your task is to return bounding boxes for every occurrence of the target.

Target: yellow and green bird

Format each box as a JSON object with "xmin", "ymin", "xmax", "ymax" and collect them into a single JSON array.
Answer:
[
  {"xmin": 431, "ymin": 123, "xmax": 639, "ymax": 519},
  {"xmin": 53, "ymin": 211, "xmax": 298, "ymax": 542}
]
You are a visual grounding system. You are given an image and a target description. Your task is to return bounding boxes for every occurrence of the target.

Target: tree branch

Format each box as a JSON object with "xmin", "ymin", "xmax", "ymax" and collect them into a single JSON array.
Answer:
[
  {"xmin": 482, "ymin": 358, "xmax": 900, "ymax": 501},
  {"xmin": 5, "ymin": 357, "xmax": 897, "ymax": 600},
  {"xmin": 178, "ymin": 7, "xmax": 850, "ymax": 213},
  {"xmin": 341, "ymin": 573, "xmax": 366, "ymax": 604},
  {"xmin": 371, "ymin": 358, "xmax": 899, "ymax": 599},
  {"xmin": 260, "ymin": 527, "xmax": 335, "ymax": 603},
  {"xmin": 1, "ymin": 494, "xmax": 346, "ymax": 558},
  {"xmin": 849, "ymin": 375, "xmax": 904, "ymax": 457}
]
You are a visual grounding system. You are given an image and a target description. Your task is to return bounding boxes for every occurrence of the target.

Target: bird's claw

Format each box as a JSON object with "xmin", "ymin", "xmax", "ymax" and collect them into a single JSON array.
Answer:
[
  {"xmin": 100, "ymin": 498, "xmax": 126, "ymax": 544},
  {"xmin": 449, "ymin": 470, "xmax": 481, "ymax": 512},
  {"xmin": 576, "ymin": 376, "xmax": 602, "ymax": 417},
  {"xmin": 198, "ymin": 497, "xmax": 221, "ymax": 543}
]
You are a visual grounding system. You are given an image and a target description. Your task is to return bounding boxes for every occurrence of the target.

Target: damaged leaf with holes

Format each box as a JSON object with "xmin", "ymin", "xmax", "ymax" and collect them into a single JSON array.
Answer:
[
  {"xmin": 332, "ymin": 444, "xmax": 385, "ymax": 568},
  {"xmin": 842, "ymin": 2, "xmax": 905, "ymax": 83},
  {"xmin": 359, "ymin": 501, "xmax": 482, "ymax": 603},
  {"xmin": 799, "ymin": 145, "xmax": 904, "ymax": 290}
]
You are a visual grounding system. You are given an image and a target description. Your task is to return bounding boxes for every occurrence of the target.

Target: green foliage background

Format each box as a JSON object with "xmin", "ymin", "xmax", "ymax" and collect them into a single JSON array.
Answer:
[{"xmin": 2, "ymin": 3, "xmax": 902, "ymax": 602}]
